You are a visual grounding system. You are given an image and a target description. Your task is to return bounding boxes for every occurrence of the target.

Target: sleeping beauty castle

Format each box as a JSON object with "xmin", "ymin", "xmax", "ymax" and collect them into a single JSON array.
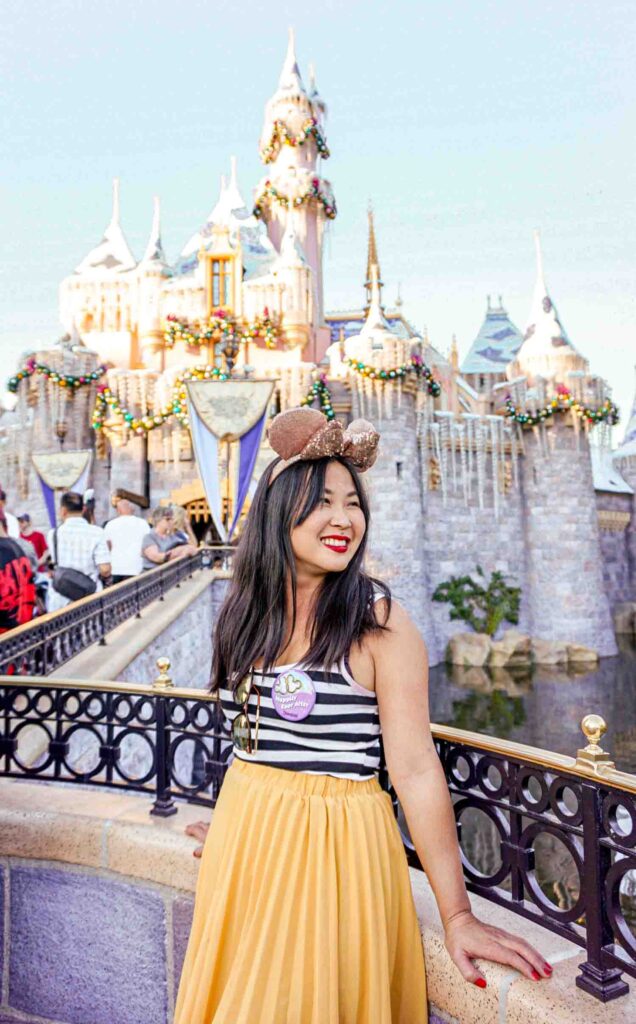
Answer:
[{"xmin": 2, "ymin": 31, "xmax": 635, "ymax": 666}]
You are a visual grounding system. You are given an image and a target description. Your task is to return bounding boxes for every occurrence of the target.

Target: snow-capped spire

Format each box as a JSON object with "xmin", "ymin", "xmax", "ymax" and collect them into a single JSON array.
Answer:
[
  {"xmin": 278, "ymin": 27, "xmax": 306, "ymax": 94},
  {"xmin": 362, "ymin": 264, "xmax": 390, "ymax": 336},
  {"xmin": 112, "ymin": 177, "xmax": 121, "ymax": 224},
  {"xmin": 74, "ymin": 178, "xmax": 136, "ymax": 276},
  {"xmin": 277, "ymin": 202, "xmax": 307, "ymax": 267},
  {"xmin": 308, "ymin": 61, "xmax": 327, "ymax": 119},
  {"xmin": 512, "ymin": 231, "xmax": 587, "ymax": 380},
  {"xmin": 140, "ymin": 196, "xmax": 168, "ymax": 267},
  {"xmin": 225, "ymin": 156, "xmax": 246, "ymax": 213}
]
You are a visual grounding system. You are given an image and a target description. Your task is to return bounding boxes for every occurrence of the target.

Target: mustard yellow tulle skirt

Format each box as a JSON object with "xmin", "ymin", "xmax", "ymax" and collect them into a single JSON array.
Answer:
[{"xmin": 174, "ymin": 758, "xmax": 428, "ymax": 1024}]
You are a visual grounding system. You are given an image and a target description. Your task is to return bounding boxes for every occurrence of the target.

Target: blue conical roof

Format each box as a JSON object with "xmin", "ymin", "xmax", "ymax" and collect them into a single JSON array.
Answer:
[{"xmin": 461, "ymin": 297, "xmax": 523, "ymax": 375}]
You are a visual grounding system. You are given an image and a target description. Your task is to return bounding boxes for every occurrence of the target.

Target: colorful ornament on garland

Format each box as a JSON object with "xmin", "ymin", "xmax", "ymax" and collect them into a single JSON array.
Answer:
[
  {"xmin": 163, "ymin": 310, "xmax": 283, "ymax": 351},
  {"xmin": 343, "ymin": 355, "xmax": 441, "ymax": 397},
  {"xmin": 504, "ymin": 388, "xmax": 619, "ymax": 428},
  {"xmin": 8, "ymin": 358, "xmax": 107, "ymax": 394},
  {"xmin": 91, "ymin": 365, "xmax": 230, "ymax": 437},
  {"xmin": 253, "ymin": 178, "xmax": 337, "ymax": 220},
  {"xmin": 260, "ymin": 118, "xmax": 330, "ymax": 164},
  {"xmin": 300, "ymin": 374, "xmax": 335, "ymax": 421}
]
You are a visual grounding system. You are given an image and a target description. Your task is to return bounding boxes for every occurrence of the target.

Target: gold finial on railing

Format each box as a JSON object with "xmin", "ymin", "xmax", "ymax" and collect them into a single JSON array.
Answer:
[
  {"xmin": 575, "ymin": 714, "xmax": 615, "ymax": 774},
  {"xmin": 153, "ymin": 656, "xmax": 173, "ymax": 691}
]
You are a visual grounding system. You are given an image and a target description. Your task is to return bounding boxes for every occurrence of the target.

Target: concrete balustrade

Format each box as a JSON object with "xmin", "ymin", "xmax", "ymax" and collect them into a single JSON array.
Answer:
[{"xmin": 0, "ymin": 779, "xmax": 632, "ymax": 1024}]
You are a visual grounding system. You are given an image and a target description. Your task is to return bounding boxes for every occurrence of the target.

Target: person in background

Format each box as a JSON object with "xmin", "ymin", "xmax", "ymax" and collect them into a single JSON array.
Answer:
[
  {"xmin": 104, "ymin": 498, "xmax": 151, "ymax": 584},
  {"xmin": 0, "ymin": 514, "xmax": 35, "ymax": 632},
  {"xmin": 82, "ymin": 488, "xmax": 97, "ymax": 525},
  {"xmin": 141, "ymin": 507, "xmax": 197, "ymax": 570},
  {"xmin": 0, "ymin": 489, "xmax": 20, "ymax": 539},
  {"xmin": 18, "ymin": 514, "xmax": 49, "ymax": 569},
  {"xmin": 170, "ymin": 505, "xmax": 198, "ymax": 548},
  {"xmin": 47, "ymin": 491, "xmax": 111, "ymax": 612}
]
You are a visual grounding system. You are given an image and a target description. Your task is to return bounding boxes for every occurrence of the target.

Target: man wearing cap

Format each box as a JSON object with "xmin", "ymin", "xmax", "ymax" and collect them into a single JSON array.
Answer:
[{"xmin": 18, "ymin": 514, "xmax": 49, "ymax": 568}]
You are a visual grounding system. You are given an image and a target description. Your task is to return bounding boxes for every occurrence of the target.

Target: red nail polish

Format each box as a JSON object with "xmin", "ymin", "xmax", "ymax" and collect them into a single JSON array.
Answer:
[
  {"xmin": 544, "ymin": 963, "xmax": 553, "ymax": 974},
  {"xmin": 474, "ymin": 978, "xmax": 487, "ymax": 988},
  {"xmin": 531, "ymin": 969, "xmax": 541, "ymax": 981}
]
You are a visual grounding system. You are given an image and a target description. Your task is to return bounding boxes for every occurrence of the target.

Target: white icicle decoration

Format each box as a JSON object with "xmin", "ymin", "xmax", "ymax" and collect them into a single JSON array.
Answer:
[{"xmin": 475, "ymin": 419, "xmax": 486, "ymax": 510}]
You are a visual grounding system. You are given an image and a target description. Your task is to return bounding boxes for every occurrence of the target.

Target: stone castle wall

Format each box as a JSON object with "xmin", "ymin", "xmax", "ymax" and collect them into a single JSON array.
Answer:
[{"xmin": 595, "ymin": 491, "xmax": 634, "ymax": 609}]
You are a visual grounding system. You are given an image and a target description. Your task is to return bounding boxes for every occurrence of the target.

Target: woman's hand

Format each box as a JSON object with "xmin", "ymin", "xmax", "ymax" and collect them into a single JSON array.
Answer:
[
  {"xmin": 444, "ymin": 910, "xmax": 553, "ymax": 987},
  {"xmin": 185, "ymin": 820, "xmax": 210, "ymax": 858}
]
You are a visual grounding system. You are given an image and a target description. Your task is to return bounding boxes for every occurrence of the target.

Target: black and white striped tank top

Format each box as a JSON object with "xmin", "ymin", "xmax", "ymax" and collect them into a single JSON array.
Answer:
[{"xmin": 219, "ymin": 656, "xmax": 381, "ymax": 782}]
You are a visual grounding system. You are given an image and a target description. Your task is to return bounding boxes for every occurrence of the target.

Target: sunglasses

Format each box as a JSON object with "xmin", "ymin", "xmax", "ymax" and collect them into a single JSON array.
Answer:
[{"xmin": 231, "ymin": 671, "xmax": 261, "ymax": 753}]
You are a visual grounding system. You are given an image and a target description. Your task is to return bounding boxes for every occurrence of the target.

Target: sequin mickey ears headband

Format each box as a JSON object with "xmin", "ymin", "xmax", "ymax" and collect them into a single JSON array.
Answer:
[{"xmin": 267, "ymin": 407, "xmax": 380, "ymax": 485}]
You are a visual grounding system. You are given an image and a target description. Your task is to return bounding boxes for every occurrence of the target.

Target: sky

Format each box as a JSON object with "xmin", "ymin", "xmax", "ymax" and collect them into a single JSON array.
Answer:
[{"xmin": 1, "ymin": 0, "xmax": 635, "ymax": 430}]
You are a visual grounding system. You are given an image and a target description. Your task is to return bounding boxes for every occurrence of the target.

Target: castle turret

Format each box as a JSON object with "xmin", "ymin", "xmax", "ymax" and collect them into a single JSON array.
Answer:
[
  {"xmin": 512, "ymin": 234, "xmax": 617, "ymax": 655},
  {"xmin": 255, "ymin": 30, "xmax": 335, "ymax": 353},
  {"xmin": 138, "ymin": 197, "xmax": 172, "ymax": 368},
  {"xmin": 613, "ymin": 367, "xmax": 636, "ymax": 602},
  {"xmin": 59, "ymin": 178, "xmax": 137, "ymax": 367},
  {"xmin": 344, "ymin": 266, "xmax": 439, "ymax": 659},
  {"xmin": 509, "ymin": 232, "xmax": 588, "ymax": 382}
]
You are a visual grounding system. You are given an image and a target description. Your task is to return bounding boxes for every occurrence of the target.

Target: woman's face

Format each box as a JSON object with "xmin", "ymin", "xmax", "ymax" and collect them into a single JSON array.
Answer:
[{"xmin": 290, "ymin": 461, "xmax": 366, "ymax": 577}]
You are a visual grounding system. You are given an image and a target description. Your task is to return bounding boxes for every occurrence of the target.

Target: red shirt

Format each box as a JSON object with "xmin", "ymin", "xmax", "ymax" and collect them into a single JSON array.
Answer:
[
  {"xmin": 21, "ymin": 530, "xmax": 47, "ymax": 560},
  {"xmin": 0, "ymin": 538, "xmax": 35, "ymax": 632}
]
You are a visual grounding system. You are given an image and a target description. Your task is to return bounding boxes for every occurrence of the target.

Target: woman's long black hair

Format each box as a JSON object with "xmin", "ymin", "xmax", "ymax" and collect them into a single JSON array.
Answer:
[{"xmin": 210, "ymin": 455, "xmax": 391, "ymax": 692}]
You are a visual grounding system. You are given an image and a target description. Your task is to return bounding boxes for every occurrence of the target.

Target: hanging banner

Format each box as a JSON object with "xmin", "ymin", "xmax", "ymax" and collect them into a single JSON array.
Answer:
[
  {"xmin": 185, "ymin": 380, "xmax": 275, "ymax": 539},
  {"xmin": 229, "ymin": 409, "xmax": 269, "ymax": 537},
  {"xmin": 188, "ymin": 405, "xmax": 227, "ymax": 543},
  {"xmin": 186, "ymin": 379, "xmax": 275, "ymax": 442},
  {"xmin": 31, "ymin": 451, "xmax": 93, "ymax": 528},
  {"xmin": 32, "ymin": 451, "xmax": 92, "ymax": 490}
]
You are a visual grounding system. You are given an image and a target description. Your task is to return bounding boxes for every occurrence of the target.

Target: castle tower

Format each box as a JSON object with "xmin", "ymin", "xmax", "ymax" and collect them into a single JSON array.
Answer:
[
  {"xmin": 138, "ymin": 197, "xmax": 172, "ymax": 368},
  {"xmin": 256, "ymin": 30, "xmax": 335, "ymax": 352},
  {"xmin": 516, "ymin": 235, "xmax": 617, "ymax": 655},
  {"xmin": 59, "ymin": 179, "xmax": 137, "ymax": 368},
  {"xmin": 346, "ymin": 267, "xmax": 439, "ymax": 660}
]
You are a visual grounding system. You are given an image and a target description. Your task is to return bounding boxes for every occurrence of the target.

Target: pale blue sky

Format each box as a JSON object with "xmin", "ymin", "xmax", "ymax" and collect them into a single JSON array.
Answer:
[{"xmin": 2, "ymin": 0, "xmax": 635, "ymax": 425}]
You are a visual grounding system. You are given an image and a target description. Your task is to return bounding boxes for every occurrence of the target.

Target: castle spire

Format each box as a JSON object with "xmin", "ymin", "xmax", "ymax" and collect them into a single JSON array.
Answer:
[
  {"xmin": 140, "ymin": 196, "xmax": 168, "ymax": 267},
  {"xmin": 74, "ymin": 178, "xmax": 136, "ymax": 275},
  {"xmin": 364, "ymin": 203, "xmax": 383, "ymax": 311},
  {"xmin": 278, "ymin": 27, "xmax": 306, "ymax": 94},
  {"xmin": 277, "ymin": 202, "xmax": 307, "ymax": 267},
  {"xmin": 225, "ymin": 156, "xmax": 246, "ymax": 213},
  {"xmin": 362, "ymin": 264, "xmax": 390, "ymax": 334},
  {"xmin": 513, "ymin": 230, "xmax": 587, "ymax": 381}
]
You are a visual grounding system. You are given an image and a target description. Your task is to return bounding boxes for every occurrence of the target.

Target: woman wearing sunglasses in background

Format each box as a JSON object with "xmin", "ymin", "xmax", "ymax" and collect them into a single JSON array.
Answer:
[{"xmin": 174, "ymin": 407, "xmax": 551, "ymax": 1024}]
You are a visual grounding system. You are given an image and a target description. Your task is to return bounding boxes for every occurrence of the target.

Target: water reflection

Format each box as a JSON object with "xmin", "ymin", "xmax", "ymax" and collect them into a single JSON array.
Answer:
[
  {"xmin": 429, "ymin": 635, "xmax": 636, "ymax": 771},
  {"xmin": 427, "ymin": 636, "xmax": 636, "ymax": 942}
]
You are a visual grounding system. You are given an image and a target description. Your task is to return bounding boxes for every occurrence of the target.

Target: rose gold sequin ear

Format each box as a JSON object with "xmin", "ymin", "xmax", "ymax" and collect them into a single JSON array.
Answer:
[{"xmin": 268, "ymin": 407, "xmax": 326, "ymax": 460}]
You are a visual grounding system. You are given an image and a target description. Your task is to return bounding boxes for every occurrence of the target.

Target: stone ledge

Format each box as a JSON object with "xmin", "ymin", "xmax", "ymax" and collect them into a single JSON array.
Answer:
[
  {"xmin": 51, "ymin": 569, "xmax": 216, "ymax": 682},
  {"xmin": 1, "ymin": 778, "xmax": 635, "ymax": 1023}
]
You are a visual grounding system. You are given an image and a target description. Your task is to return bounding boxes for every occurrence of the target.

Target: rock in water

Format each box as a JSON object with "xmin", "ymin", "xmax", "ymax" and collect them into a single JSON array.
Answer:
[
  {"xmin": 489, "ymin": 629, "xmax": 532, "ymax": 667},
  {"xmin": 566, "ymin": 643, "xmax": 599, "ymax": 664},
  {"xmin": 532, "ymin": 638, "xmax": 569, "ymax": 665},
  {"xmin": 447, "ymin": 633, "xmax": 492, "ymax": 666}
]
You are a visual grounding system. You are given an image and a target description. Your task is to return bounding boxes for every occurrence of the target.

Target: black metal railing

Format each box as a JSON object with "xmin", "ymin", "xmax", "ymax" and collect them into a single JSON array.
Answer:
[
  {"xmin": 1, "ymin": 674, "xmax": 635, "ymax": 1003},
  {"xmin": 0, "ymin": 546, "xmax": 234, "ymax": 677}
]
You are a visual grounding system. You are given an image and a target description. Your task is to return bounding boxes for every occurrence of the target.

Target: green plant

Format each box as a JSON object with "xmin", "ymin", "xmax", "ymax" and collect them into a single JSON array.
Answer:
[{"xmin": 432, "ymin": 566, "xmax": 521, "ymax": 637}]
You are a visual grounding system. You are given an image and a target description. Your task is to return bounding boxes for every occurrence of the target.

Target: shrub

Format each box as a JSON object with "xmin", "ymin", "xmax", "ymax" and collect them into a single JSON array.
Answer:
[{"xmin": 432, "ymin": 566, "xmax": 520, "ymax": 637}]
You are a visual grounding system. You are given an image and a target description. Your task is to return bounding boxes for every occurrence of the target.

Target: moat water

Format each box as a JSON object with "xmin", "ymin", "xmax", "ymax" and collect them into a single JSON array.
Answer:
[
  {"xmin": 428, "ymin": 635, "xmax": 636, "ymax": 772},
  {"xmin": 425, "ymin": 636, "xmax": 636, "ymax": 939}
]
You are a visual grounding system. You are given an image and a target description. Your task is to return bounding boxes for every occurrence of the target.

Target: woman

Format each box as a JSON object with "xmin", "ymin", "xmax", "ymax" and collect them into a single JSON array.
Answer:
[
  {"xmin": 169, "ymin": 504, "xmax": 198, "ymax": 548},
  {"xmin": 175, "ymin": 408, "xmax": 551, "ymax": 1024}
]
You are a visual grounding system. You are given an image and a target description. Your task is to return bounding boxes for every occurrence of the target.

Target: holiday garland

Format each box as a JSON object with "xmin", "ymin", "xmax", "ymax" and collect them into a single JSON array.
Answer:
[
  {"xmin": 343, "ymin": 355, "xmax": 442, "ymax": 397},
  {"xmin": 253, "ymin": 178, "xmax": 337, "ymax": 220},
  {"xmin": 504, "ymin": 385, "xmax": 619, "ymax": 428},
  {"xmin": 164, "ymin": 311, "xmax": 283, "ymax": 351},
  {"xmin": 92, "ymin": 365, "xmax": 230, "ymax": 436},
  {"xmin": 300, "ymin": 374, "xmax": 335, "ymax": 421},
  {"xmin": 8, "ymin": 358, "xmax": 107, "ymax": 394},
  {"xmin": 260, "ymin": 118, "xmax": 330, "ymax": 164}
]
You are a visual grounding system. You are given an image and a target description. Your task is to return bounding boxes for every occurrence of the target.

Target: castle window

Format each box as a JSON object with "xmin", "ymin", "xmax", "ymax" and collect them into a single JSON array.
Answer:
[{"xmin": 209, "ymin": 257, "xmax": 233, "ymax": 310}]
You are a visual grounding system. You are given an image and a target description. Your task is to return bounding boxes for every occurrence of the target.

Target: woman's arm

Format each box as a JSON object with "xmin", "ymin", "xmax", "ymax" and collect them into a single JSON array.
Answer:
[{"xmin": 372, "ymin": 600, "xmax": 552, "ymax": 987}]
